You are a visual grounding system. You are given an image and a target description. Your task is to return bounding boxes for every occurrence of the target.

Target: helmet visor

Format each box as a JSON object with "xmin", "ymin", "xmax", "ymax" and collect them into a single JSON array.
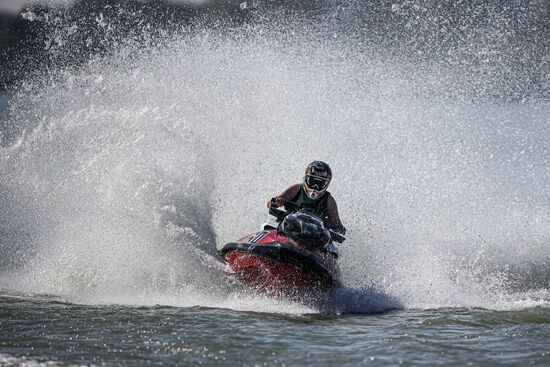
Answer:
[{"xmin": 305, "ymin": 175, "xmax": 330, "ymax": 191}]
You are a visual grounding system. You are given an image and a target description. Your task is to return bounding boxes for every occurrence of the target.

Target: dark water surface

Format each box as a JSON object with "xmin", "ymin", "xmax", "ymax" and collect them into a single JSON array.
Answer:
[{"xmin": 1, "ymin": 293, "xmax": 549, "ymax": 366}]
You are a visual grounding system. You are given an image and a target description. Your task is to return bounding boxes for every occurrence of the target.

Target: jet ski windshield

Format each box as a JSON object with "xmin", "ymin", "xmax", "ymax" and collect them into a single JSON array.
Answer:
[{"xmin": 281, "ymin": 211, "xmax": 331, "ymax": 250}]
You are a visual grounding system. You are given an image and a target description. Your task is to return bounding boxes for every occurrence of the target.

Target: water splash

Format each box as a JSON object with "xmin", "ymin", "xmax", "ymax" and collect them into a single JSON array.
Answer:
[{"xmin": 1, "ymin": 4, "xmax": 549, "ymax": 313}]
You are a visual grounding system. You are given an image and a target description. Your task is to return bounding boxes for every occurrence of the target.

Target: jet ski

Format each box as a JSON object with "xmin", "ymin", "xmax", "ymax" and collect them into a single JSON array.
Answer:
[{"xmin": 218, "ymin": 201, "xmax": 345, "ymax": 295}]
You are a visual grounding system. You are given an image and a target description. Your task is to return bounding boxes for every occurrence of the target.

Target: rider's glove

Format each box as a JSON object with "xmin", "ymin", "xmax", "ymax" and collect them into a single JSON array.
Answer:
[{"xmin": 269, "ymin": 197, "xmax": 285, "ymax": 208}]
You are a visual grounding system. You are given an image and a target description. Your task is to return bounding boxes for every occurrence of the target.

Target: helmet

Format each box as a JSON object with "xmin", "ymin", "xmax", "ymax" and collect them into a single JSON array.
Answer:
[{"xmin": 304, "ymin": 161, "xmax": 332, "ymax": 200}]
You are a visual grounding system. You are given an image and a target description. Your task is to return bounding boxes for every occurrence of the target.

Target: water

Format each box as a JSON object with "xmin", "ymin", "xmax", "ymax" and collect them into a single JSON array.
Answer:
[
  {"xmin": 1, "ymin": 294, "xmax": 550, "ymax": 366},
  {"xmin": 1, "ymin": 1, "xmax": 550, "ymax": 365}
]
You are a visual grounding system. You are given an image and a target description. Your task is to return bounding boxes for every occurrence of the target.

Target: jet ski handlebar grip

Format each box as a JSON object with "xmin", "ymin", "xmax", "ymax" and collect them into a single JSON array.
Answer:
[
  {"xmin": 330, "ymin": 231, "xmax": 346, "ymax": 244},
  {"xmin": 269, "ymin": 208, "xmax": 288, "ymax": 221},
  {"xmin": 283, "ymin": 201, "xmax": 298, "ymax": 211}
]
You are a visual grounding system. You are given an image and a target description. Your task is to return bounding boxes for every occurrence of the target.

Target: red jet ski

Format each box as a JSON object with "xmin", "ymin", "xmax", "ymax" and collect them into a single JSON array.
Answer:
[{"xmin": 218, "ymin": 201, "xmax": 345, "ymax": 295}]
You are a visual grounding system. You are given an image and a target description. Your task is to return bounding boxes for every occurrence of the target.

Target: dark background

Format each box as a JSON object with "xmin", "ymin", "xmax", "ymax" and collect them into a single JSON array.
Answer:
[
  {"xmin": 1, "ymin": 0, "xmax": 549, "ymax": 99},
  {"xmin": 0, "ymin": 0, "xmax": 250, "ymax": 90}
]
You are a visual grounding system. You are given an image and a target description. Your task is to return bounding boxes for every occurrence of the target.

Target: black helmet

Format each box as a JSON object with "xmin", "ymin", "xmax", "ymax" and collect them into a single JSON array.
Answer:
[{"xmin": 304, "ymin": 161, "xmax": 332, "ymax": 200}]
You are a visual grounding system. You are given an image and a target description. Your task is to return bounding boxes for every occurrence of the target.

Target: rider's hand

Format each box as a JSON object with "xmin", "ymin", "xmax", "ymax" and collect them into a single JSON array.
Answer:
[{"xmin": 268, "ymin": 197, "xmax": 285, "ymax": 208}]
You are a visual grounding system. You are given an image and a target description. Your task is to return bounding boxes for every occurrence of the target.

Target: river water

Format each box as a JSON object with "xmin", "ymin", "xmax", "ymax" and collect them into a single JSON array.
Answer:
[
  {"xmin": 1, "ymin": 2, "xmax": 549, "ymax": 365},
  {"xmin": 1, "ymin": 293, "xmax": 550, "ymax": 366}
]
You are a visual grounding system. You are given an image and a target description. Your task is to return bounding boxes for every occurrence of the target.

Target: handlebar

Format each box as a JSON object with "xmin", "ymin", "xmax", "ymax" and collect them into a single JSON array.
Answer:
[{"xmin": 269, "ymin": 199, "xmax": 346, "ymax": 244}]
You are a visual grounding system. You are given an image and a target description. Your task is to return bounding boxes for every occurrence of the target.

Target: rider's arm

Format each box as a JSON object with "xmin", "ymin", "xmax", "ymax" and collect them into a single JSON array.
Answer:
[
  {"xmin": 326, "ymin": 196, "xmax": 346, "ymax": 235},
  {"xmin": 267, "ymin": 183, "xmax": 301, "ymax": 208}
]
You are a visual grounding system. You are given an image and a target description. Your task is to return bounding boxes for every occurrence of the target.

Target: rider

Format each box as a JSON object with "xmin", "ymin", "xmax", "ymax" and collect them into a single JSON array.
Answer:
[{"xmin": 267, "ymin": 161, "xmax": 346, "ymax": 235}]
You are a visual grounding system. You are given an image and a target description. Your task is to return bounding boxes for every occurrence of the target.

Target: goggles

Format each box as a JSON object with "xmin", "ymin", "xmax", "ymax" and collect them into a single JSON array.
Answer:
[{"xmin": 305, "ymin": 175, "xmax": 330, "ymax": 191}]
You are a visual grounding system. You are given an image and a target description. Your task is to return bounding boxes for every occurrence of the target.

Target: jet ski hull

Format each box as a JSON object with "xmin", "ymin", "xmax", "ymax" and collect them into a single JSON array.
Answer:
[{"xmin": 219, "ymin": 230, "xmax": 340, "ymax": 294}]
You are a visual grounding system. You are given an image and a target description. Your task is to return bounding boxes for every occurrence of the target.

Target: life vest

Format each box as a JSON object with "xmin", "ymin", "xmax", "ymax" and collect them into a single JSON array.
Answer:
[{"xmin": 291, "ymin": 183, "xmax": 331, "ymax": 221}]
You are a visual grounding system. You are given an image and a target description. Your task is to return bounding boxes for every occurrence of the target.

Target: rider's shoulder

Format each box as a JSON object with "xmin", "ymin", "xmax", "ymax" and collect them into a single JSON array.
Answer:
[
  {"xmin": 281, "ymin": 183, "xmax": 301, "ymax": 197},
  {"xmin": 286, "ymin": 183, "xmax": 302, "ymax": 192}
]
